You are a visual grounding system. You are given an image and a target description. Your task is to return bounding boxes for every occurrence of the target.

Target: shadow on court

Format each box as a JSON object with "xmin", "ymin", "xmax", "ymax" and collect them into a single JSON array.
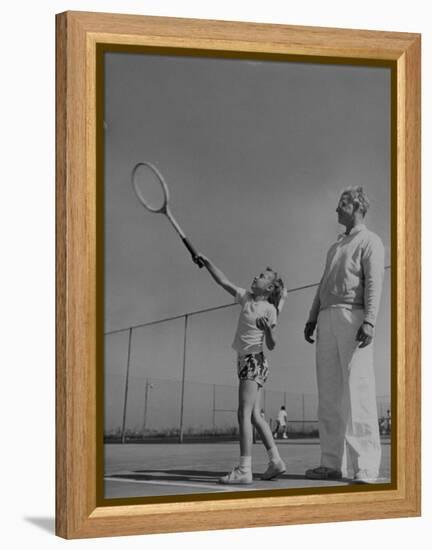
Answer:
[
  {"xmin": 135, "ymin": 468, "xmax": 309, "ymax": 479},
  {"xmin": 108, "ymin": 468, "xmax": 314, "ymax": 483}
]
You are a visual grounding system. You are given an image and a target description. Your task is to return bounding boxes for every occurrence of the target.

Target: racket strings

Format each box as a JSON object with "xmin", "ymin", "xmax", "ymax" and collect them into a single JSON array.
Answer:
[{"xmin": 132, "ymin": 162, "xmax": 168, "ymax": 212}]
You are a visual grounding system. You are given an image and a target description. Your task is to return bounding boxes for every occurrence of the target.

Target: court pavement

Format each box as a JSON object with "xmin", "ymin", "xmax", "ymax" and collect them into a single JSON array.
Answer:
[{"xmin": 104, "ymin": 439, "xmax": 391, "ymax": 498}]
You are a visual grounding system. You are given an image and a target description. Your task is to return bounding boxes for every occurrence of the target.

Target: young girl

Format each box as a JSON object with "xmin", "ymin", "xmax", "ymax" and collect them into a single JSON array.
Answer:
[{"xmin": 196, "ymin": 254, "xmax": 287, "ymax": 484}]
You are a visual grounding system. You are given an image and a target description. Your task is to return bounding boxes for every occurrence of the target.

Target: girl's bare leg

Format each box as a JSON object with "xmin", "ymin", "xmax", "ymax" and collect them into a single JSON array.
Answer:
[
  {"xmin": 251, "ymin": 387, "xmax": 277, "ymax": 450},
  {"xmin": 251, "ymin": 387, "xmax": 286, "ymax": 480},
  {"xmin": 238, "ymin": 380, "xmax": 259, "ymax": 457}
]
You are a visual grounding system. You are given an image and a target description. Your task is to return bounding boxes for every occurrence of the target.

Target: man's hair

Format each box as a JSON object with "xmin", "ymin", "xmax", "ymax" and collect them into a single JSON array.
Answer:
[
  {"xmin": 340, "ymin": 186, "xmax": 370, "ymax": 216},
  {"xmin": 265, "ymin": 267, "xmax": 285, "ymax": 315}
]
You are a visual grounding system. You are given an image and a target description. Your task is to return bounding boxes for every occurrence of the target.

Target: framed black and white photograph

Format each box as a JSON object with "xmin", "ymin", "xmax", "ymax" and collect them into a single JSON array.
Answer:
[
  {"xmin": 102, "ymin": 45, "xmax": 393, "ymax": 499},
  {"xmin": 56, "ymin": 11, "xmax": 420, "ymax": 539}
]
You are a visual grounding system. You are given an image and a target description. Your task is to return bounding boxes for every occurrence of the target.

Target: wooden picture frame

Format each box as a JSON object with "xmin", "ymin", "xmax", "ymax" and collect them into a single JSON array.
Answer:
[{"xmin": 56, "ymin": 11, "xmax": 421, "ymax": 539}]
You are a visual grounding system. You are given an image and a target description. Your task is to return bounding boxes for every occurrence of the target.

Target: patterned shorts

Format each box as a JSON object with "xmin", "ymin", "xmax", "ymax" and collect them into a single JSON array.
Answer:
[{"xmin": 237, "ymin": 352, "xmax": 269, "ymax": 387}]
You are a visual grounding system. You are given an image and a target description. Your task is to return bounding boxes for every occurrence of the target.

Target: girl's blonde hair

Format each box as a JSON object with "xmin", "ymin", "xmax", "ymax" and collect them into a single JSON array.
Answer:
[{"xmin": 265, "ymin": 267, "xmax": 285, "ymax": 315}]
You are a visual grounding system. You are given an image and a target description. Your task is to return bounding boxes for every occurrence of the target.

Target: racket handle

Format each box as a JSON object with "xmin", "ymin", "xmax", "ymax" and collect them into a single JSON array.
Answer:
[{"xmin": 182, "ymin": 237, "xmax": 204, "ymax": 268}]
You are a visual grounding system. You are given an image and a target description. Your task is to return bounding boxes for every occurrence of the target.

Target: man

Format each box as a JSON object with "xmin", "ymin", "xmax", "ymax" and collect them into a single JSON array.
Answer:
[
  {"xmin": 273, "ymin": 405, "xmax": 288, "ymax": 439},
  {"xmin": 304, "ymin": 187, "xmax": 385, "ymax": 483}
]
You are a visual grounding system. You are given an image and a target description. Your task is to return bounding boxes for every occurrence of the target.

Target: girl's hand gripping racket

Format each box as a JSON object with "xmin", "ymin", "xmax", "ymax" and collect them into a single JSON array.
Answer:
[{"xmin": 131, "ymin": 162, "xmax": 204, "ymax": 268}]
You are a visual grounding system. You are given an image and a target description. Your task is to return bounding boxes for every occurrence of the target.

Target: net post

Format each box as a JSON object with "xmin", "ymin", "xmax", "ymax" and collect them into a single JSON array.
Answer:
[{"xmin": 120, "ymin": 328, "xmax": 133, "ymax": 444}]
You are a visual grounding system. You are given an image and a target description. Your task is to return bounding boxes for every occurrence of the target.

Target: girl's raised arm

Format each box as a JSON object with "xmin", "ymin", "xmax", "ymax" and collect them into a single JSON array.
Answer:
[{"xmin": 197, "ymin": 254, "xmax": 239, "ymax": 297}]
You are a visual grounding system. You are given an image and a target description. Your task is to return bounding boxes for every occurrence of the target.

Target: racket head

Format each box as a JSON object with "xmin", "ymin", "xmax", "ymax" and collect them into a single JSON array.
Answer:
[{"xmin": 131, "ymin": 161, "xmax": 170, "ymax": 213}]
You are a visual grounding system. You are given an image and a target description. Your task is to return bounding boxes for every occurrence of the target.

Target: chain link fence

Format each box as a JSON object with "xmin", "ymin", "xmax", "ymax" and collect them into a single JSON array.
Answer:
[
  {"xmin": 105, "ymin": 270, "xmax": 391, "ymax": 442},
  {"xmin": 105, "ymin": 368, "xmax": 390, "ymax": 443}
]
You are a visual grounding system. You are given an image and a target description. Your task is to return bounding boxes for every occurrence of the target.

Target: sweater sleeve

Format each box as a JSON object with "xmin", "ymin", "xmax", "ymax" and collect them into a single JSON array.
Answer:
[
  {"xmin": 307, "ymin": 283, "xmax": 321, "ymax": 324},
  {"xmin": 362, "ymin": 234, "xmax": 385, "ymax": 325},
  {"xmin": 308, "ymin": 253, "xmax": 329, "ymax": 323}
]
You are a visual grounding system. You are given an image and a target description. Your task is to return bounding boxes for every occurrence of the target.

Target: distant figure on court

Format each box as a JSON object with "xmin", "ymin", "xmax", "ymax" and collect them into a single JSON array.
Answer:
[
  {"xmin": 304, "ymin": 187, "xmax": 385, "ymax": 484},
  {"xmin": 196, "ymin": 254, "xmax": 287, "ymax": 484},
  {"xmin": 385, "ymin": 409, "xmax": 391, "ymax": 435},
  {"xmin": 273, "ymin": 405, "xmax": 288, "ymax": 439}
]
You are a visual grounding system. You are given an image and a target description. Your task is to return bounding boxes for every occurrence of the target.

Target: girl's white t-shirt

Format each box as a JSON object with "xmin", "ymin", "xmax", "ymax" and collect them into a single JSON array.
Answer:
[{"xmin": 232, "ymin": 288, "xmax": 277, "ymax": 355}]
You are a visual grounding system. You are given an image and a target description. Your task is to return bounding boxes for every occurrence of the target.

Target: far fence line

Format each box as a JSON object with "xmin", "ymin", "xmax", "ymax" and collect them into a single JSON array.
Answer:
[{"xmin": 105, "ymin": 265, "xmax": 391, "ymax": 336}]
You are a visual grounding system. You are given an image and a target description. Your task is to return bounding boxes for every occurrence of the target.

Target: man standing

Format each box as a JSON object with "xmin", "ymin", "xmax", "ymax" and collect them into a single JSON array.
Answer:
[
  {"xmin": 273, "ymin": 405, "xmax": 288, "ymax": 439},
  {"xmin": 304, "ymin": 187, "xmax": 385, "ymax": 483}
]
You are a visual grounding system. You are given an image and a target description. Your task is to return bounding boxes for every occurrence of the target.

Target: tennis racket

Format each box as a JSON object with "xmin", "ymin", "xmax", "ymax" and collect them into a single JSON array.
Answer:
[{"xmin": 131, "ymin": 161, "xmax": 204, "ymax": 268}]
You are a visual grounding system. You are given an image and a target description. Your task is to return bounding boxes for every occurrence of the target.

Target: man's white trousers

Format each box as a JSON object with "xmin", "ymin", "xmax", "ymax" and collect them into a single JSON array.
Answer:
[{"xmin": 316, "ymin": 307, "xmax": 381, "ymax": 479}]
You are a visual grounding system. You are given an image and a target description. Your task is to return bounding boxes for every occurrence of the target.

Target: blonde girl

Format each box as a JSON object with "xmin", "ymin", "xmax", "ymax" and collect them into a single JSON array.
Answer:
[{"xmin": 197, "ymin": 254, "xmax": 287, "ymax": 484}]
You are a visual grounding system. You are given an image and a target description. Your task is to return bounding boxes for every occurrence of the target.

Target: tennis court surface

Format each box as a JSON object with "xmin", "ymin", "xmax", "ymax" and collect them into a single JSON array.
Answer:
[{"xmin": 104, "ymin": 439, "xmax": 391, "ymax": 498}]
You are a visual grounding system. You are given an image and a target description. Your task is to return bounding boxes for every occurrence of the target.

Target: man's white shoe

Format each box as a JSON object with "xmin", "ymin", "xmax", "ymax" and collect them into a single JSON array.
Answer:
[
  {"xmin": 261, "ymin": 459, "xmax": 286, "ymax": 480},
  {"xmin": 353, "ymin": 469, "xmax": 378, "ymax": 484},
  {"xmin": 219, "ymin": 467, "xmax": 253, "ymax": 485}
]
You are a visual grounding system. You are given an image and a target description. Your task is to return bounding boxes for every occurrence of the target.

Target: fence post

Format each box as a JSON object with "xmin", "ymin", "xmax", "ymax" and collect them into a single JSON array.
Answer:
[
  {"xmin": 121, "ymin": 328, "xmax": 133, "ymax": 444},
  {"xmin": 142, "ymin": 378, "xmax": 150, "ymax": 434},
  {"xmin": 212, "ymin": 384, "xmax": 216, "ymax": 431},
  {"xmin": 179, "ymin": 314, "xmax": 189, "ymax": 443},
  {"xmin": 302, "ymin": 393, "xmax": 305, "ymax": 434}
]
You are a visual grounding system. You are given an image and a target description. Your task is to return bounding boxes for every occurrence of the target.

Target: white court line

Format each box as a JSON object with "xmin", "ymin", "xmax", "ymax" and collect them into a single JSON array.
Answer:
[{"xmin": 104, "ymin": 475, "xmax": 241, "ymax": 492}]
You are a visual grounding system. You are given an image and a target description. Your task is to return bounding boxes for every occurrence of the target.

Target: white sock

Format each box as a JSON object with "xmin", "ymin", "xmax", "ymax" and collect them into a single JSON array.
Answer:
[
  {"xmin": 267, "ymin": 446, "xmax": 281, "ymax": 463},
  {"xmin": 239, "ymin": 455, "xmax": 252, "ymax": 471}
]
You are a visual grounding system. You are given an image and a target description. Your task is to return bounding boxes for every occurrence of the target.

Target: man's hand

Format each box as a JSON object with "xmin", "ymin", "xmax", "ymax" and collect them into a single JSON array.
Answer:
[
  {"xmin": 356, "ymin": 322, "xmax": 374, "ymax": 348},
  {"xmin": 304, "ymin": 321, "xmax": 317, "ymax": 343}
]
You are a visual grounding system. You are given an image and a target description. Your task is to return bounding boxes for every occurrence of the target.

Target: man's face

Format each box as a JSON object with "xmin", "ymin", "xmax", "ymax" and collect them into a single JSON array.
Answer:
[{"xmin": 336, "ymin": 193, "xmax": 355, "ymax": 226}]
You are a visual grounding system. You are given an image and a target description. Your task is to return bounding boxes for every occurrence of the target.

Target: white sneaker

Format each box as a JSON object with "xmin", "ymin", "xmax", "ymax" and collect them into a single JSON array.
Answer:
[
  {"xmin": 282, "ymin": 434, "xmax": 288, "ymax": 439},
  {"xmin": 261, "ymin": 459, "xmax": 286, "ymax": 480},
  {"xmin": 219, "ymin": 467, "xmax": 253, "ymax": 485}
]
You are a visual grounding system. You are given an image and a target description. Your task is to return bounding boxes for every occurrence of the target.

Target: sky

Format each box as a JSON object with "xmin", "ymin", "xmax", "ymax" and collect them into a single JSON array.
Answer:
[{"xmin": 104, "ymin": 51, "xmax": 391, "ymax": 399}]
